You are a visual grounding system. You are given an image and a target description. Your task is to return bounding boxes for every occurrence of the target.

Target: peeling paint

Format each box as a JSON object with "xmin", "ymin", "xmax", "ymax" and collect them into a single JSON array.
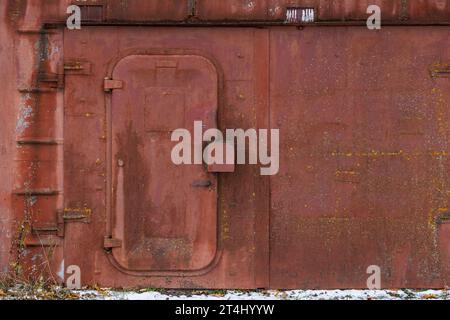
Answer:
[
  {"xmin": 15, "ymin": 94, "xmax": 33, "ymax": 135},
  {"xmin": 26, "ymin": 196, "xmax": 37, "ymax": 207},
  {"xmin": 57, "ymin": 259, "xmax": 65, "ymax": 282}
]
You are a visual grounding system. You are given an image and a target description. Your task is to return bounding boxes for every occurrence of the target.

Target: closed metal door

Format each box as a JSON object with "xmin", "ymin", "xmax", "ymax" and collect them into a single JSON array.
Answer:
[{"xmin": 109, "ymin": 54, "xmax": 219, "ymax": 273}]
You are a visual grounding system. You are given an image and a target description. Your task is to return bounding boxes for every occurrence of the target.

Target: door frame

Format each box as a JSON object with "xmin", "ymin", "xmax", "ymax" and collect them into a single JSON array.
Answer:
[{"xmin": 104, "ymin": 48, "xmax": 227, "ymax": 277}]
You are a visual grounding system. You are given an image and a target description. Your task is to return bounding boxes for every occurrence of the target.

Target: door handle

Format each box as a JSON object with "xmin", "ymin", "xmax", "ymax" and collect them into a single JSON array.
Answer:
[{"xmin": 192, "ymin": 180, "xmax": 212, "ymax": 188}]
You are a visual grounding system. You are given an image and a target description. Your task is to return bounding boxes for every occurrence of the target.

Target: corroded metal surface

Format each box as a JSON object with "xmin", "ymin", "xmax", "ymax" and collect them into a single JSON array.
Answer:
[
  {"xmin": 0, "ymin": 0, "xmax": 449, "ymax": 289},
  {"xmin": 36, "ymin": 0, "xmax": 450, "ymax": 24},
  {"xmin": 62, "ymin": 27, "xmax": 269, "ymax": 288},
  {"xmin": 269, "ymin": 26, "xmax": 450, "ymax": 288}
]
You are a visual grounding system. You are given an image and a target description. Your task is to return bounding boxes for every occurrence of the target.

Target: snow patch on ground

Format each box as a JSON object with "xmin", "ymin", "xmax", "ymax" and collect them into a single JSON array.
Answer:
[
  {"xmin": 78, "ymin": 289, "xmax": 449, "ymax": 301},
  {"xmin": 1, "ymin": 285, "xmax": 448, "ymax": 300}
]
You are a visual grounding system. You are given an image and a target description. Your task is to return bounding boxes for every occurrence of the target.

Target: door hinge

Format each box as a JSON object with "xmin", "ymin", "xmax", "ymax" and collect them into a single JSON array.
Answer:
[
  {"xmin": 104, "ymin": 237, "xmax": 122, "ymax": 249},
  {"xmin": 104, "ymin": 78, "xmax": 123, "ymax": 92}
]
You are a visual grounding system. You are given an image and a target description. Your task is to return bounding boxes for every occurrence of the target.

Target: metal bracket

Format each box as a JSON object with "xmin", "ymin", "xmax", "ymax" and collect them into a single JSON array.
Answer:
[
  {"xmin": 399, "ymin": 0, "xmax": 409, "ymax": 21},
  {"xmin": 204, "ymin": 141, "xmax": 236, "ymax": 173},
  {"xmin": 429, "ymin": 63, "xmax": 450, "ymax": 79},
  {"xmin": 208, "ymin": 163, "xmax": 235, "ymax": 173},
  {"xmin": 104, "ymin": 237, "xmax": 123, "ymax": 249},
  {"xmin": 73, "ymin": 0, "xmax": 106, "ymax": 22},
  {"xmin": 24, "ymin": 235, "xmax": 61, "ymax": 247},
  {"xmin": 64, "ymin": 61, "xmax": 92, "ymax": 75},
  {"xmin": 104, "ymin": 78, "xmax": 124, "ymax": 92},
  {"xmin": 38, "ymin": 72, "xmax": 64, "ymax": 89},
  {"xmin": 56, "ymin": 208, "xmax": 92, "ymax": 237}
]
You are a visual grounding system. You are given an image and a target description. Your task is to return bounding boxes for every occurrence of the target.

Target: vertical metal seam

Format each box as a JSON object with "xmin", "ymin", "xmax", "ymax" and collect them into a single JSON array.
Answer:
[
  {"xmin": 267, "ymin": 27, "xmax": 272, "ymax": 289},
  {"xmin": 400, "ymin": 0, "xmax": 409, "ymax": 21},
  {"xmin": 254, "ymin": 27, "xmax": 271, "ymax": 289},
  {"xmin": 188, "ymin": 0, "xmax": 197, "ymax": 18}
]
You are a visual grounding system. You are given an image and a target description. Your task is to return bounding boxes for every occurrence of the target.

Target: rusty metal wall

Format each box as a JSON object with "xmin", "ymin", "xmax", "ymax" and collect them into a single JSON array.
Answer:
[
  {"xmin": 62, "ymin": 27, "xmax": 271, "ymax": 288},
  {"xmin": 0, "ymin": 0, "xmax": 449, "ymax": 289},
  {"xmin": 195, "ymin": 0, "xmax": 450, "ymax": 22},
  {"xmin": 0, "ymin": 3, "xmax": 18, "ymax": 275},
  {"xmin": 269, "ymin": 26, "xmax": 450, "ymax": 288},
  {"xmin": 34, "ymin": 0, "xmax": 450, "ymax": 23}
]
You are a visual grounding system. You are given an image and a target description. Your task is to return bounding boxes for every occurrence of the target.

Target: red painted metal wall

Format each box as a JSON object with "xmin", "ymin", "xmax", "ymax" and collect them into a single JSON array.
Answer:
[{"xmin": 0, "ymin": 0, "xmax": 449, "ymax": 289}]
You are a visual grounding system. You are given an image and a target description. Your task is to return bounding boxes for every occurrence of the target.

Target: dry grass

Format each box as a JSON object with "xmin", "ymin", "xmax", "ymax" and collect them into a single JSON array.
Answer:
[{"xmin": 0, "ymin": 271, "xmax": 82, "ymax": 300}]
